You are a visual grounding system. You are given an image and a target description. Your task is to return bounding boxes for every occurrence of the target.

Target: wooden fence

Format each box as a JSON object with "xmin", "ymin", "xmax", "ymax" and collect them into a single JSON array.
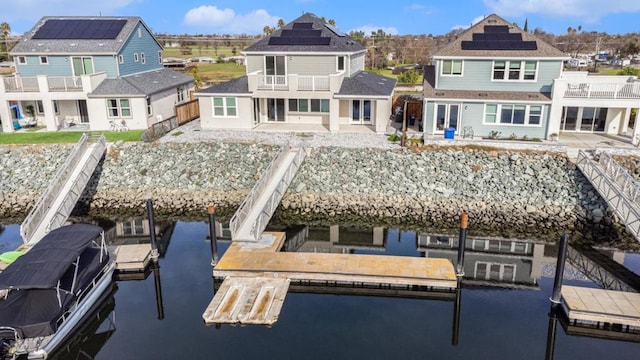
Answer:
[{"xmin": 176, "ymin": 99, "xmax": 200, "ymax": 125}]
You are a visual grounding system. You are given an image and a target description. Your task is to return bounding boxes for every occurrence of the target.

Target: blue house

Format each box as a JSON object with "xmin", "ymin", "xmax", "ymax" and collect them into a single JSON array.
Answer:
[{"xmin": 0, "ymin": 16, "xmax": 194, "ymax": 132}]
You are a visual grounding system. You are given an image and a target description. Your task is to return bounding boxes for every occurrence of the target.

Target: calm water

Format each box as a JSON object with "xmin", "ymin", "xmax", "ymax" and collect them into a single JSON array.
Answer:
[{"xmin": 1, "ymin": 221, "xmax": 639, "ymax": 359}]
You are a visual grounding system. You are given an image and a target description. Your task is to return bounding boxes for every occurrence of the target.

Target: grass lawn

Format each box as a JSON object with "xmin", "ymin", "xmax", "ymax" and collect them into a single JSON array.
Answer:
[
  {"xmin": 193, "ymin": 63, "xmax": 247, "ymax": 83},
  {"xmin": 0, "ymin": 130, "xmax": 144, "ymax": 144}
]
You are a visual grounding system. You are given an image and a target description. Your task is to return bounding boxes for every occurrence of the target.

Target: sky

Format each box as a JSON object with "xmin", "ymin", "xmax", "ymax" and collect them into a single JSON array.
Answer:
[{"xmin": 3, "ymin": 0, "xmax": 640, "ymax": 36}]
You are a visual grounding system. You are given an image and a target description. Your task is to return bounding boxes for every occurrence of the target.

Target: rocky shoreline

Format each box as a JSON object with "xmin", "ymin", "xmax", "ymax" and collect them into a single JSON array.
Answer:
[{"xmin": 0, "ymin": 141, "xmax": 635, "ymax": 247}]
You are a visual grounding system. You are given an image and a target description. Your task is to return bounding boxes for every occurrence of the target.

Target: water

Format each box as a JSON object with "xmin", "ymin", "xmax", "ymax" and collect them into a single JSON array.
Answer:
[{"xmin": 1, "ymin": 221, "xmax": 639, "ymax": 359}]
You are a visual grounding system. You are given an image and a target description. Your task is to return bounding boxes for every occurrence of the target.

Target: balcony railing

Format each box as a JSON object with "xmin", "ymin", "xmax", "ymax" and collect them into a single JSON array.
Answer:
[
  {"xmin": 48, "ymin": 77, "xmax": 83, "ymax": 92},
  {"xmin": 257, "ymin": 75, "xmax": 288, "ymax": 90},
  {"xmin": 564, "ymin": 82, "xmax": 640, "ymax": 99},
  {"xmin": 298, "ymin": 76, "xmax": 330, "ymax": 91},
  {"xmin": 3, "ymin": 76, "xmax": 39, "ymax": 92}
]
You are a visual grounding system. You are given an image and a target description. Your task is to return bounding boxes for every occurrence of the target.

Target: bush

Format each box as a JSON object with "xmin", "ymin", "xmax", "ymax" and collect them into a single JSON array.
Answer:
[
  {"xmin": 141, "ymin": 126, "xmax": 168, "ymax": 142},
  {"xmin": 388, "ymin": 133, "xmax": 400, "ymax": 142},
  {"xmin": 397, "ymin": 69, "xmax": 420, "ymax": 84}
]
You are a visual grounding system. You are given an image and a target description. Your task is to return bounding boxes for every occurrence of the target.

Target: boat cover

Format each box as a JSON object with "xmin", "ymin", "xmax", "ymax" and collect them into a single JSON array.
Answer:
[{"xmin": 0, "ymin": 224, "xmax": 103, "ymax": 290}]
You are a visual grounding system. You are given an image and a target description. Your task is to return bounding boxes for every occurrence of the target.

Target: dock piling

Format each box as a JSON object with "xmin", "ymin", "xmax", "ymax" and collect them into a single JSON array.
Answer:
[
  {"xmin": 152, "ymin": 262, "xmax": 164, "ymax": 320},
  {"xmin": 550, "ymin": 234, "xmax": 569, "ymax": 304},
  {"xmin": 456, "ymin": 212, "xmax": 468, "ymax": 276},
  {"xmin": 146, "ymin": 199, "xmax": 159, "ymax": 261},
  {"xmin": 208, "ymin": 206, "xmax": 219, "ymax": 266}
]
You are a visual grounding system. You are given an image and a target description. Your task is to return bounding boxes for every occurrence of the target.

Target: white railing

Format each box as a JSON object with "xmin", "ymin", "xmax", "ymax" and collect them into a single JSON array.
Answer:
[
  {"xmin": 576, "ymin": 150, "xmax": 640, "ymax": 241},
  {"xmin": 48, "ymin": 76, "xmax": 84, "ymax": 92},
  {"xmin": 598, "ymin": 152, "xmax": 640, "ymax": 203},
  {"xmin": 229, "ymin": 145, "xmax": 306, "ymax": 241},
  {"xmin": 257, "ymin": 75, "xmax": 288, "ymax": 90},
  {"xmin": 564, "ymin": 82, "xmax": 640, "ymax": 99},
  {"xmin": 21, "ymin": 133, "xmax": 106, "ymax": 245},
  {"xmin": 2, "ymin": 76, "xmax": 39, "ymax": 92},
  {"xmin": 298, "ymin": 76, "xmax": 330, "ymax": 91}
]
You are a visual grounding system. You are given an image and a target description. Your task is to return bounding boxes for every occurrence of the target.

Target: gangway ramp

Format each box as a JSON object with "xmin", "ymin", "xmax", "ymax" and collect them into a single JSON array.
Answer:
[
  {"xmin": 21, "ymin": 133, "xmax": 106, "ymax": 246},
  {"xmin": 230, "ymin": 145, "xmax": 306, "ymax": 242},
  {"xmin": 576, "ymin": 150, "xmax": 640, "ymax": 242}
]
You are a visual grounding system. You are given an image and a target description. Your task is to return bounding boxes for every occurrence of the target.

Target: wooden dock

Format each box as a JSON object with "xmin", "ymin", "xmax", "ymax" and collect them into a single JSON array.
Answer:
[
  {"xmin": 561, "ymin": 285, "xmax": 640, "ymax": 339},
  {"xmin": 204, "ymin": 232, "xmax": 458, "ymax": 326},
  {"xmin": 112, "ymin": 244, "xmax": 152, "ymax": 273}
]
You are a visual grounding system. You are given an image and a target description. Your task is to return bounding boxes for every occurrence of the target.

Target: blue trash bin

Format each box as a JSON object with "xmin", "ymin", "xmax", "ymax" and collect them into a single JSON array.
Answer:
[{"xmin": 444, "ymin": 127, "xmax": 455, "ymax": 139}]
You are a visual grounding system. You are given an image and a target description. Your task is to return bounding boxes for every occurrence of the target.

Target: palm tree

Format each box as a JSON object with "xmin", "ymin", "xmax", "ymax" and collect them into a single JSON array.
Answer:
[
  {"xmin": 1, "ymin": 22, "xmax": 10, "ymax": 62},
  {"xmin": 277, "ymin": 19, "xmax": 285, "ymax": 28}
]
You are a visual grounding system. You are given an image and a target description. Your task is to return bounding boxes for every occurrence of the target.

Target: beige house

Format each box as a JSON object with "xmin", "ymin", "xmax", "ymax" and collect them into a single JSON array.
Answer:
[{"xmin": 196, "ymin": 13, "xmax": 396, "ymax": 134}]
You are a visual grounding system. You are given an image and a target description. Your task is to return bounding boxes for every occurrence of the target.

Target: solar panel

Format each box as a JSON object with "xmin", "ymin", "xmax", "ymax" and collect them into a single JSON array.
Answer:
[
  {"xmin": 325, "ymin": 23, "xmax": 346, "ymax": 37},
  {"xmin": 269, "ymin": 36, "xmax": 331, "ymax": 45},
  {"xmin": 32, "ymin": 19, "xmax": 127, "ymax": 40},
  {"xmin": 461, "ymin": 40, "xmax": 537, "ymax": 50},
  {"xmin": 484, "ymin": 25, "xmax": 509, "ymax": 33},
  {"xmin": 280, "ymin": 29, "xmax": 322, "ymax": 37}
]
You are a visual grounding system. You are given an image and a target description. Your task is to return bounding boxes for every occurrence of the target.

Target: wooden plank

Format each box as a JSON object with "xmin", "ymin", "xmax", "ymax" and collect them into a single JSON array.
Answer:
[
  {"xmin": 202, "ymin": 276, "xmax": 290, "ymax": 326},
  {"xmin": 113, "ymin": 244, "xmax": 151, "ymax": 271},
  {"xmin": 562, "ymin": 286, "xmax": 640, "ymax": 329}
]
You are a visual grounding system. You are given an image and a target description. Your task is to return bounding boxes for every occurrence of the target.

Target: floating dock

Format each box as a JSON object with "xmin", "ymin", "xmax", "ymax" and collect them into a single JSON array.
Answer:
[
  {"xmin": 204, "ymin": 232, "xmax": 458, "ymax": 326},
  {"xmin": 112, "ymin": 244, "xmax": 152, "ymax": 275},
  {"xmin": 561, "ymin": 285, "xmax": 640, "ymax": 340}
]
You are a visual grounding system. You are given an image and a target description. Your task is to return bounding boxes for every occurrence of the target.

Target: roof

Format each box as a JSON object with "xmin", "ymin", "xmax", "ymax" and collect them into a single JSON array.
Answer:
[
  {"xmin": 89, "ymin": 68, "xmax": 193, "ymax": 97},
  {"xmin": 0, "ymin": 224, "xmax": 103, "ymax": 290},
  {"xmin": 336, "ymin": 71, "xmax": 397, "ymax": 97},
  {"xmin": 198, "ymin": 76, "xmax": 250, "ymax": 95},
  {"xmin": 433, "ymin": 14, "xmax": 566, "ymax": 58},
  {"xmin": 11, "ymin": 16, "xmax": 158, "ymax": 55},
  {"xmin": 244, "ymin": 13, "xmax": 365, "ymax": 54}
]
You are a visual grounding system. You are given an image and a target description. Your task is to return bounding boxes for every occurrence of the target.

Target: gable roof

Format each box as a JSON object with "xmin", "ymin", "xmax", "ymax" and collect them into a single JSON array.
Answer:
[
  {"xmin": 244, "ymin": 13, "xmax": 365, "ymax": 54},
  {"xmin": 11, "ymin": 16, "xmax": 160, "ymax": 55},
  {"xmin": 89, "ymin": 68, "xmax": 193, "ymax": 97},
  {"xmin": 433, "ymin": 14, "xmax": 566, "ymax": 58},
  {"xmin": 336, "ymin": 71, "xmax": 396, "ymax": 97}
]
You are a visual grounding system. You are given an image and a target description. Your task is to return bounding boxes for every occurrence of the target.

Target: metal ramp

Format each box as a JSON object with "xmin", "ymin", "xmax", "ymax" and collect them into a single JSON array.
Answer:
[
  {"xmin": 576, "ymin": 150, "xmax": 640, "ymax": 242},
  {"xmin": 21, "ymin": 133, "xmax": 106, "ymax": 246},
  {"xmin": 230, "ymin": 145, "xmax": 306, "ymax": 242},
  {"xmin": 567, "ymin": 245, "xmax": 640, "ymax": 292}
]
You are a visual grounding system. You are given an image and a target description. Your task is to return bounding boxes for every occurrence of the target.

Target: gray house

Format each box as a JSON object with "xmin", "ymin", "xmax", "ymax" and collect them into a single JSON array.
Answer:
[
  {"xmin": 196, "ymin": 13, "xmax": 396, "ymax": 134},
  {"xmin": 0, "ymin": 16, "xmax": 194, "ymax": 132}
]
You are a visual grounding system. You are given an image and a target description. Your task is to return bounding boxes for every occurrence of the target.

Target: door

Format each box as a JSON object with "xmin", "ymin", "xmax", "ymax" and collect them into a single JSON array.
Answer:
[
  {"xmin": 434, "ymin": 104, "xmax": 460, "ymax": 133},
  {"xmin": 78, "ymin": 100, "xmax": 89, "ymax": 123},
  {"xmin": 253, "ymin": 99, "xmax": 260, "ymax": 126},
  {"xmin": 351, "ymin": 100, "xmax": 372, "ymax": 124},
  {"xmin": 267, "ymin": 99, "xmax": 285, "ymax": 122}
]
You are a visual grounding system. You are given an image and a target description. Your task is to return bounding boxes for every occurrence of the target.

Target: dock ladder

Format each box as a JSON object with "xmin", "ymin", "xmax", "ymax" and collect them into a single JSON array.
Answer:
[
  {"xmin": 229, "ymin": 145, "xmax": 306, "ymax": 242},
  {"xmin": 21, "ymin": 133, "xmax": 107, "ymax": 246},
  {"xmin": 576, "ymin": 150, "xmax": 640, "ymax": 242}
]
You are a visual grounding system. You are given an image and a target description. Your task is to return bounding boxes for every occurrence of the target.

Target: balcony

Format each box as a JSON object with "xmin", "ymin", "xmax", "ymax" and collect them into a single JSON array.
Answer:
[
  {"xmin": 249, "ymin": 72, "xmax": 337, "ymax": 92},
  {"xmin": 47, "ymin": 77, "xmax": 84, "ymax": 92},
  {"xmin": 1, "ymin": 73, "xmax": 106, "ymax": 94},
  {"xmin": 2, "ymin": 76, "xmax": 39, "ymax": 92},
  {"xmin": 564, "ymin": 82, "xmax": 640, "ymax": 99}
]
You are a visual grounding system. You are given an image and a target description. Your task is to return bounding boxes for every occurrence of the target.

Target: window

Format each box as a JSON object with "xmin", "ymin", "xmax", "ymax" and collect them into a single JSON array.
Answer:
[
  {"xmin": 107, "ymin": 99, "xmax": 132, "ymax": 118},
  {"xmin": 17, "ymin": 56, "xmax": 26, "ymax": 64},
  {"xmin": 146, "ymin": 97, "xmax": 152, "ymax": 116},
  {"xmin": 485, "ymin": 104, "xmax": 497, "ymax": 123},
  {"xmin": 475, "ymin": 262, "xmax": 517, "ymax": 282},
  {"xmin": 177, "ymin": 86, "xmax": 185, "ymax": 102},
  {"xmin": 485, "ymin": 104, "xmax": 543, "ymax": 126},
  {"xmin": 288, "ymin": 98, "xmax": 329, "ymax": 113},
  {"xmin": 337, "ymin": 56, "xmax": 345, "ymax": 71},
  {"xmin": 137, "ymin": 28, "xmax": 142, "ymax": 38},
  {"xmin": 72, "ymin": 56, "xmax": 94, "ymax": 76},
  {"xmin": 36, "ymin": 100, "xmax": 44, "ymax": 114},
  {"xmin": 158, "ymin": 51, "xmax": 163, "ymax": 65},
  {"xmin": 141, "ymin": 52, "xmax": 146, "ymax": 64},
  {"xmin": 39, "ymin": 56, "xmax": 48, "ymax": 65},
  {"xmin": 118, "ymin": 55, "xmax": 124, "ymax": 64},
  {"xmin": 442, "ymin": 60, "xmax": 462, "ymax": 75},
  {"xmin": 265, "ymin": 56, "xmax": 286, "ymax": 76},
  {"xmin": 529, "ymin": 106, "xmax": 542, "ymax": 125},
  {"xmin": 53, "ymin": 100, "xmax": 60, "ymax": 114},
  {"xmin": 212, "ymin": 97, "xmax": 237, "ymax": 117},
  {"xmin": 134, "ymin": 53, "xmax": 139, "ymax": 62},
  {"xmin": 493, "ymin": 60, "xmax": 537, "ymax": 81}
]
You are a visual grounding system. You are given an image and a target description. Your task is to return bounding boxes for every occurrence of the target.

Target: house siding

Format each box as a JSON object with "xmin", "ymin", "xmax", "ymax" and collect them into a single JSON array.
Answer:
[
  {"xmin": 436, "ymin": 59, "xmax": 562, "ymax": 93},
  {"xmin": 118, "ymin": 23, "xmax": 163, "ymax": 76},
  {"xmin": 288, "ymin": 55, "xmax": 337, "ymax": 75},
  {"xmin": 350, "ymin": 53, "xmax": 365, "ymax": 76},
  {"xmin": 199, "ymin": 95, "xmax": 253, "ymax": 130},
  {"xmin": 15, "ymin": 55, "xmax": 118, "ymax": 77},
  {"xmin": 246, "ymin": 55, "xmax": 262, "ymax": 73}
]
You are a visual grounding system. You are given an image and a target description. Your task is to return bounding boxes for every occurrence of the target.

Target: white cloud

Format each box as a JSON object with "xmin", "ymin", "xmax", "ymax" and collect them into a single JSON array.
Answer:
[
  {"xmin": 404, "ymin": 3, "xmax": 436, "ymax": 15},
  {"xmin": 183, "ymin": 6, "xmax": 279, "ymax": 34},
  {"xmin": 349, "ymin": 25, "xmax": 399, "ymax": 36},
  {"xmin": 451, "ymin": 16, "xmax": 486, "ymax": 31},
  {"xmin": 484, "ymin": 0, "xmax": 640, "ymax": 23}
]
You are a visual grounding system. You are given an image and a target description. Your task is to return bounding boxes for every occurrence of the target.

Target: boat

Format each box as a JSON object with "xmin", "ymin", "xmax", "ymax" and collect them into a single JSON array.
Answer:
[{"xmin": 0, "ymin": 224, "xmax": 116, "ymax": 359}]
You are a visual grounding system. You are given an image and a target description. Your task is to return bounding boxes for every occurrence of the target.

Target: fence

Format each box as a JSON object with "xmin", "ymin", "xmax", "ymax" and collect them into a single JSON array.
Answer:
[{"xmin": 175, "ymin": 99, "xmax": 200, "ymax": 125}]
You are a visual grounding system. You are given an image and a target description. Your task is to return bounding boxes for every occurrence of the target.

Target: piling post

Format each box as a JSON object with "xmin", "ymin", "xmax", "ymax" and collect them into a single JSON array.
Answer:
[
  {"xmin": 545, "ymin": 305, "xmax": 559, "ymax": 360},
  {"xmin": 456, "ymin": 212, "xmax": 468, "ymax": 277},
  {"xmin": 451, "ymin": 278, "xmax": 463, "ymax": 346},
  {"xmin": 208, "ymin": 206, "xmax": 218, "ymax": 266},
  {"xmin": 550, "ymin": 234, "xmax": 569, "ymax": 304},
  {"xmin": 146, "ymin": 199, "xmax": 159, "ymax": 262},
  {"xmin": 152, "ymin": 262, "xmax": 164, "ymax": 320}
]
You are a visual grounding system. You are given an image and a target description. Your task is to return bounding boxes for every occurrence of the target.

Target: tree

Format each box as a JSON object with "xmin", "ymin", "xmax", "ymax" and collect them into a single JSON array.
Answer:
[
  {"xmin": 397, "ymin": 68, "xmax": 420, "ymax": 84},
  {"xmin": 263, "ymin": 25, "xmax": 275, "ymax": 35},
  {"xmin": 277, "ymin": 19, "xmax": 285, "ymax": 28},
  {"xmin": 1, "ymin": 22, "xmax": 10, "ymax": 62},
  {"xmin": 523, "ymin": 19, "xmax": 528, "ymax": 32},
  {"xmin": 191, "ymin": 67, "xmax": 203, "ymax": 91},
  {"xmin": 328, "ymin": 19, "xmax": 336, "ymax": 26}
]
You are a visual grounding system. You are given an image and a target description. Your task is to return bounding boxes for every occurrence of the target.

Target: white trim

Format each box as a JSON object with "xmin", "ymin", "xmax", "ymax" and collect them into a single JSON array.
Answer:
[
  {"xmin": 212, "ymin": 96, "xmax": 238, "ymax": 118},
  {"xmin": 70, "ymin": 56, "xmax": 95, "ymax": 76},
  {"xmin": 334, "ymin": 95, "xmax": 390, "ymax": 100},
  {"xmin": 440, "ymin": 59, "xmax": 463, "ymax": 76},
  {"xmin": 433, "ymin": 102, "xmax": 461, "ymax": 133},
  {"xmin": 133, "ymin": 53, "xmax": 139, "ymax": 62},
  {"xmin": 425, "ymin": 97, "xmax": 551, "ymax": 104},
  {"xmin": 244, "ymin": 50, "xmax": 368, "ymax": 56},
  {"xmin": 39, "ymin": 56, "xmax": 49, "ymax": 65},
  {"xmin": 141, "ymin": 52, "xmax": 145, "ymax": 64},
  {"xmin": 106, "ymin": 98, "xmax": 133, "ymax": 118},
  {"xmin": 118, "ymin": 55, "xmax": 124, "ymax": 64},
  {"xmin": 491, "ymin": 60, "xmax": 538, "ymax": 82},
  {"xmin": 481, "ymin": 103, "xmax": 544, "ymax": 127},
  {"xmin": 433, "ymin": 55, "xmax": 569, "ymax": 60},
  {"xmin": 17, "ymin": 56, "xmax": 27, "ymax": 64},
  {"xmin": 337, "ymin": 55, "xmax": 345, "ymax": 72}
]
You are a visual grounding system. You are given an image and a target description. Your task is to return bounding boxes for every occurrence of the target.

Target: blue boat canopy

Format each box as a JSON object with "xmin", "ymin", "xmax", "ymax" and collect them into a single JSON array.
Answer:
[{"xmin": 0, "ymin": 224, "xmax": 103, "ymax": 290}]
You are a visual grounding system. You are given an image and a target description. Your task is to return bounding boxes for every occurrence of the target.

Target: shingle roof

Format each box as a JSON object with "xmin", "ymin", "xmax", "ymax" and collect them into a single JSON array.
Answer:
[
  {"xmin": 244, "ymin": 13, "xmax": 365, "ymax": 54},
  {"xmin": 198, "ymin": 76, "xmax": 250, "ymax": 95},
  {"xmin": 89, "ymin": 68, "xmax": 193, "ymax": 97},
  {"xmin": 11, "ymin": 16, "xmax": 156, "ymax": 55},
  {"xmin": 337, "ymin": 71, "xmax": 396, "ymax": 97},
  {"xmin": 423, "ymin": 73, "xmax": 551, "ymax": 102},
  {"xmin": 433, "ymin": 14, "xmax": 566, "ymax": 58}
]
